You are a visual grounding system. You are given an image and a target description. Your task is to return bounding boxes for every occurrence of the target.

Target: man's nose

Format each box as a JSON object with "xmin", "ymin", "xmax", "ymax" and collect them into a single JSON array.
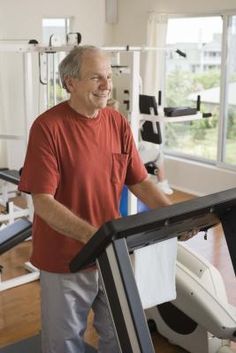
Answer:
[{"xmin": 100, "ymin": 78, "xmax": 111, "ymax": 89}]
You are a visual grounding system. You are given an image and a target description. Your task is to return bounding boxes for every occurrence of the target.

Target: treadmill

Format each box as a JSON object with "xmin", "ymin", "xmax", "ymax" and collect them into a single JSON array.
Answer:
[{"xmin": 70, "ymin": 187, "xmax": 236, "ymax": 353}]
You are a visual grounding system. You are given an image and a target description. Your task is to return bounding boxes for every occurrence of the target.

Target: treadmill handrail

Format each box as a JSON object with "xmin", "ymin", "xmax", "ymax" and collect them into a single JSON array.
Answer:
[{"xmin": 70, "ymin": 188, "xmax": 236, "ymax": 273}]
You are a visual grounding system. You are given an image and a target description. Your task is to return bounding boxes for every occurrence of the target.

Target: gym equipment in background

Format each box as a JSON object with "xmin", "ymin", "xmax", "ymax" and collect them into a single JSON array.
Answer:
[
  {"xmin": 0, "ymin": 218, "xmax": 31, "ymax": 255},
  {"xmin": 0, "ymin": 218, "xmax": 39, "ymax": 292},
  {"xmin": 139, "ymin": 94, "xmax": 162, "ymax": 145},
  {"xmin": 0, "ymin": 169, "xmax": 32, "ymax": 224}
]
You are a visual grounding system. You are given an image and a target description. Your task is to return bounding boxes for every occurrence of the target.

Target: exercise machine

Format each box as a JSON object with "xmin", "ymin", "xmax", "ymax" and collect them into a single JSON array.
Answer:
[
  {"xmin": 0, "ymin": 218, "xmax": 39, "ymax": 291},
  {"xmin": 0, "ymin": 169, "xmax": 32, "ymax": 224},
  {"xmin": 0, "ymin": 169, "xmax": 37, "ymax": 291},
  {"xmin": 0, "ymin": 169, "xmax": 19, "ymax": 206},
  {"xmin": 138, "ymin": 93, "xmax": 211, "ymax": 179},
  {"xmin": 146, "ymin": 241, "xmax": 236, "ymax": 353},
  {"xmin": 70, "ymin": 187, "xmax": 236, "ymax": 353}
]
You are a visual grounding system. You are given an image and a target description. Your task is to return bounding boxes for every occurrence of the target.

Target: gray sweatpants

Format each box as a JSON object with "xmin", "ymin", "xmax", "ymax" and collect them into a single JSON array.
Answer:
[{"xmin": 40, "ymin": 269, "xmax": 120, "ymax": 353}]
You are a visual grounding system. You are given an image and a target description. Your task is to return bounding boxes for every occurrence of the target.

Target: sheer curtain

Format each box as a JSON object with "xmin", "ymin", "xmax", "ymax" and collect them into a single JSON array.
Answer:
[
  {"xmin": 0, "ymin": 52, "xmax": 26, "ymax": 169},
  {"xmin": 143, "ymin": 13, "xmax": 168, "ymax": 98},
  {"xmin": 0, "ymin": 49, "xmax": 68, "ymax": 170},
  {"xmin": 141, "ymin": 13, "xmax": 169, "ymax": 185}
]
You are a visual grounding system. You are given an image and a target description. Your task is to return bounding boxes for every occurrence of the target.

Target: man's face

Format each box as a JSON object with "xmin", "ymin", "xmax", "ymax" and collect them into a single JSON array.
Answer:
[{"xmin": 67, "ymin": 51, "xmax": 113, "ymax": 116}]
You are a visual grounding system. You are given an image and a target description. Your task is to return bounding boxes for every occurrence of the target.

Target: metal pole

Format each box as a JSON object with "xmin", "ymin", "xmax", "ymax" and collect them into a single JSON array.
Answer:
[{"xmin": 128, "ymin": 51, "xmax": 140, "ymax": 215}]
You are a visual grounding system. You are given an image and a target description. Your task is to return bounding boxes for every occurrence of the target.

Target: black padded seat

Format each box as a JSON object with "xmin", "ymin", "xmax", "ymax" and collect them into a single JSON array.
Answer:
[
  {"xmin": 0, "ymin": 218, "xmax": 32, "ymax": 255},
  {"xmin": 0, "ymin": 170, "xmax": 20, "ymax": 185}
]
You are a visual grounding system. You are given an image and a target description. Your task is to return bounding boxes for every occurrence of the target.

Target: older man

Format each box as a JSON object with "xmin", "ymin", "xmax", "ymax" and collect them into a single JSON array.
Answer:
[{"xmin": 19, "ymin": 45, "xmax": 178, "ymax": 353}]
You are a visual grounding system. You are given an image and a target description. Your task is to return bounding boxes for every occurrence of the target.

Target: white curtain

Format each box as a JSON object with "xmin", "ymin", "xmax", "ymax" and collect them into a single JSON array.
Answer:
[
  {"xmin": 143, "ymin": 13, "xmax": 168, "ymax": 99},
  {"xmin": 0, "ymin": 52, "xmax": 26, "ymax": 169},
  {"xmin": 141, "ymin": 14, "xmax": 168, "ymax": 165},
  {"xmin": 0, "ymin": 51, "xmax": 45, "ymax": 170}
]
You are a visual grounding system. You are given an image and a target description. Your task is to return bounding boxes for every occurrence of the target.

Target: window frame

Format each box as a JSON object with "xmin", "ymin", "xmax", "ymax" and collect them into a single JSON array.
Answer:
[
  {"xmin": 164, "ymin": 12, "xmax": 236, "ymax": 172},
  {"xmin": 42, "ymin": 17, "xmax": 72, "ymax": 45}
]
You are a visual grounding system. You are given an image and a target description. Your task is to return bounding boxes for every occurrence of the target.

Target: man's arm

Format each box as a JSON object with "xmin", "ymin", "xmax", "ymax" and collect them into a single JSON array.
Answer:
[
  {"xmin": 32, "ymin": 193, "xmax": 97, "ymax": 243},
  {"xmin": 128, "ymin": 176, "xmax": 172, "ymax": 209},
  {"xmin": 128, "ymin": 177, "xmax": 197, "ymax": 241}
]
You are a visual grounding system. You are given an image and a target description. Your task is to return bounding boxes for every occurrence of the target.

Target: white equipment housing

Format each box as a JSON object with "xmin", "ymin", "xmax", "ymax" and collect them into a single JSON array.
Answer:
[{"xmin": 145, "ymin": 243, "xmax": 236, "ymax": 353}]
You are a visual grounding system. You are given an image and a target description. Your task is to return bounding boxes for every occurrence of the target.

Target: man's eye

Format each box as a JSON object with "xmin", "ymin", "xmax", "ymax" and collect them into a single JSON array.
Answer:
[{"xmin": 90, "ymin": 75, "xmax": 112, "ymax": 82}]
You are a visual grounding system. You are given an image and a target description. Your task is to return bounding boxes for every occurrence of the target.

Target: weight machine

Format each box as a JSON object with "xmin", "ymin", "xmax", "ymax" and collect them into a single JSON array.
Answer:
[
  {"xmin": 0, "ymin": 169, "xmax": 38, "ymax": 291},
  {"xmin": 0, "ymin": 169, "xmax": 32, "ymax": 225},
  {"xmin": 0, "ymin": 218, "xmax": 39, "ymax": 292}
]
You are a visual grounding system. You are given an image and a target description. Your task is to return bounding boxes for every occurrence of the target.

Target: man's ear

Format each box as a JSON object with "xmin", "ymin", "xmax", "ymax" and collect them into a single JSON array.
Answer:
[{"xmin": 64, "ymin": 76, "xmax": 75, "ymax": 93}]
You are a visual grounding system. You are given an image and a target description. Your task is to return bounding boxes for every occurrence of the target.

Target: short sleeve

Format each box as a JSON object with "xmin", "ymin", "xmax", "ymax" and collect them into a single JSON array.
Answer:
[{"xmin": 18, "ymin": 119, "xmax": 60, "ymax": 195}]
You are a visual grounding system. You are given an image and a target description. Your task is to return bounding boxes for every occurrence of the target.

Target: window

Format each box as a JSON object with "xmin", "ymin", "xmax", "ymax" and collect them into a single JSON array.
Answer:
[
  {"xmin": 223, "ymin": 16, "xmax": 236, "ymax": 166},
  {"xmin": 42, "ymin": 18, "xmax": 71, "ymax": 45},
  {"xmin": 164, "ymin": 16, "xmax": 223, "ymax": 163},
  {"xmin": 41, "ymin": 18, "xmax": 71, "ymax": 108},
  {"xmin": 164, "ymin": 14, "xmax": 236, "ymax": 170}
]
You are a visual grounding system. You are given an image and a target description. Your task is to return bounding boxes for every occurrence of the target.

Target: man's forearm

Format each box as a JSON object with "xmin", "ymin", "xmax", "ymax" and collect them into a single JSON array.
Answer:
[
  {"xmin": 129, "ymin": 178, "xmax": 198, "ymax": 241},
  {"xmin": 128, "ymin": 177, "xmax": 172, "ymax": 209},
  {"xmin": 32, "ymin": 193, "xmax": 97, "ymax": 243}
]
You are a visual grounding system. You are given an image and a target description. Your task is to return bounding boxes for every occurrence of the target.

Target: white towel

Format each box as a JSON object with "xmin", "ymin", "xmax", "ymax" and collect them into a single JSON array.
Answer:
[{"xmin": 131, "ymin": 237, "xmax": 177, "ymax": 309}]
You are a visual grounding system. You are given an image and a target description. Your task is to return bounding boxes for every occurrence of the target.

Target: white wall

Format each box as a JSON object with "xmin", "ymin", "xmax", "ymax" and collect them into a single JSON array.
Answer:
[
  {"xmin": 114, "ymin": 0, "xmax": 236, "ymax": 45},
  {"xmin": 0, "ymin": 0, "xmax": 112, "ymax": 45},
  {"xmin": 165, "ymin": 156, "xmax": 236, "ymax": 195},
  {"xmin": 113, "ymin": 0, "xmax": 236, "ymax": 78}
]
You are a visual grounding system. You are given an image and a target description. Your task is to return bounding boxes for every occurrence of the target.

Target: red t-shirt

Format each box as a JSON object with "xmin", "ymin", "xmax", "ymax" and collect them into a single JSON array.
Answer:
[{"xmin": 19, "ymin": 101, "xmax": 147, "ymax": 272}]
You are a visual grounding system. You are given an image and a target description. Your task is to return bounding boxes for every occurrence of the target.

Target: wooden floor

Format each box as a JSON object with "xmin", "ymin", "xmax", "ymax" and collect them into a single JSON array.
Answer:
[{"xmin": 0, "ymin": 190, "xmax": 236, "ymax": 352}]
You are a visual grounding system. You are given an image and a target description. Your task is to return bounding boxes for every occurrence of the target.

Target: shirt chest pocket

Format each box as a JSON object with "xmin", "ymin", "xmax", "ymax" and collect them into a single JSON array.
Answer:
[{"xmin": 111, "ymin": 153, "xmax": 129, "ymax": 184}]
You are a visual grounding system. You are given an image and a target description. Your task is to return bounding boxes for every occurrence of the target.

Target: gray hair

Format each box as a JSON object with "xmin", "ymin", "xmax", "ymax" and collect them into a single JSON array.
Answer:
[{"xmin": 59, "ymin": 45, "xmax": 103, "ymax": 92}]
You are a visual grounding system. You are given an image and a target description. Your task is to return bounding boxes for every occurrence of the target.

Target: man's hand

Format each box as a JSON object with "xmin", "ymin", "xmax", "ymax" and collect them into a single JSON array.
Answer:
[{"xmin": 32, "ymin": 193, "xmax": 97, "ymax": 243}]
